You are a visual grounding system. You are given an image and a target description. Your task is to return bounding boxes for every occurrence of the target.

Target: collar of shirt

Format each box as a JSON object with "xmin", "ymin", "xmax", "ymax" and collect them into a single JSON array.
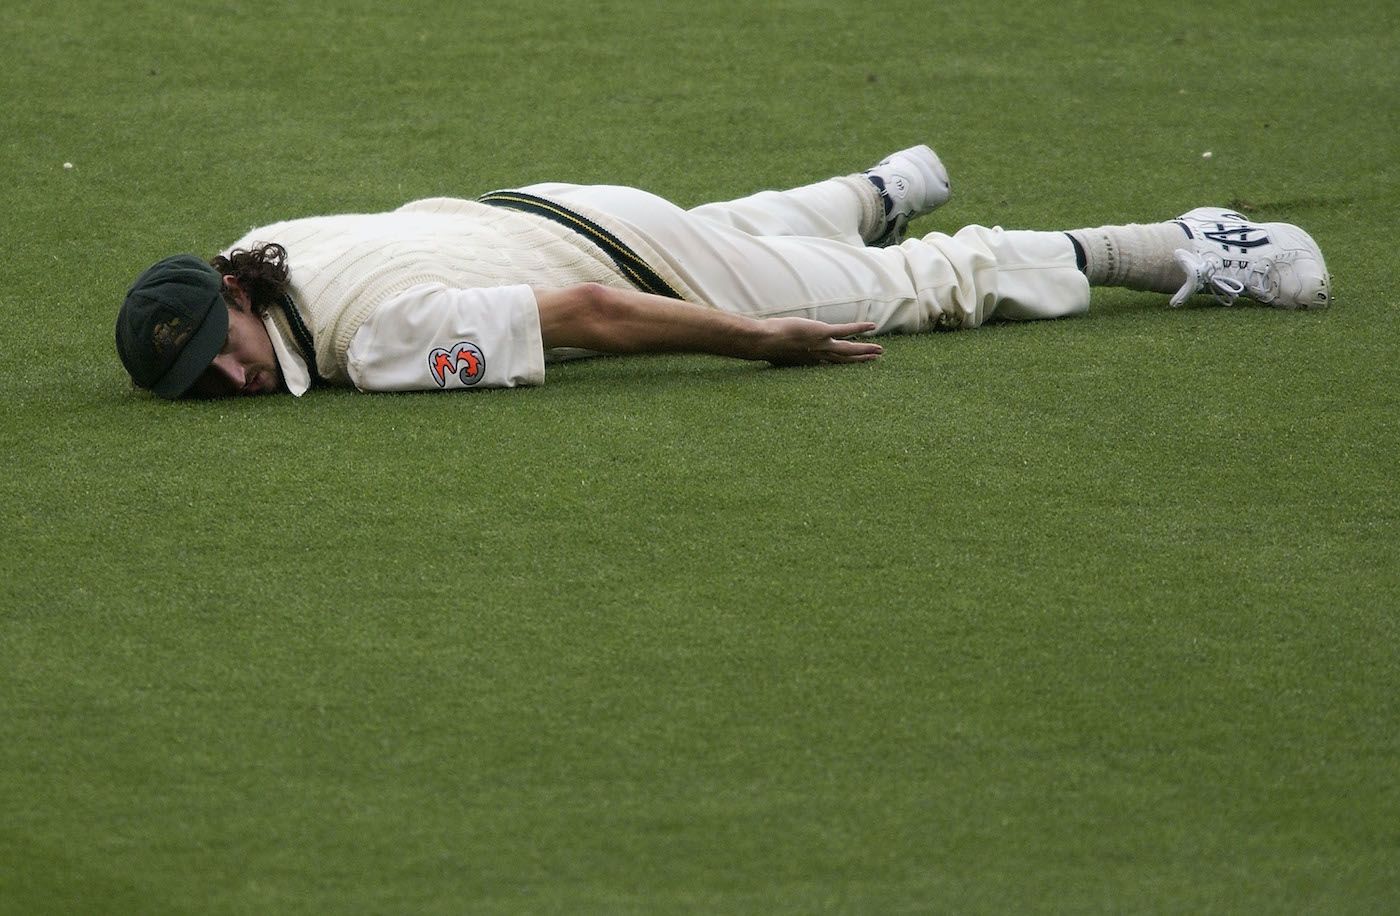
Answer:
[{"xmin": 261, "ymin": 312, "xmax": 311, "ymax": 397}]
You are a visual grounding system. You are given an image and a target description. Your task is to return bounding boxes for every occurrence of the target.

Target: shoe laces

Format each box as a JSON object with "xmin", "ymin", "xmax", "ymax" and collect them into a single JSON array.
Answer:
[{"xmin": 1170, "ymin": 248, "xmax": 1277, "ymax": 307}]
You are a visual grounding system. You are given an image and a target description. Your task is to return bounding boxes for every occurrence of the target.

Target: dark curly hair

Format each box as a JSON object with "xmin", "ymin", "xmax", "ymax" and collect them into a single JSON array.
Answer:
[{"xmin": 209, "ymin": 242, "xmax": 290, "ymax": 316}]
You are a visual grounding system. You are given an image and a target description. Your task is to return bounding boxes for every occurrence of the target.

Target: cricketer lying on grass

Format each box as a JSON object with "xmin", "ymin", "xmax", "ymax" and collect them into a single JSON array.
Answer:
[{"xmin": 115, "ymin": 146, "xmax": 1331, "ymax": 399}]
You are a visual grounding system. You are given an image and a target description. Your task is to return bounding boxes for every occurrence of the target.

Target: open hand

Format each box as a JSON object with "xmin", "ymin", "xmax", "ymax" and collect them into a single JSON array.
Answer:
[{"xmin": 760, "ymin": 318, "xmax": 883, "ymax": 367}]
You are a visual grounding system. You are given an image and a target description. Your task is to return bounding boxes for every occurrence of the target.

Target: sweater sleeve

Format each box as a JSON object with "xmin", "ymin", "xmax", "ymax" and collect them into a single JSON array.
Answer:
[{"xmin": 345, "ymin": 283, "xmax": 546, "ymax": 391}]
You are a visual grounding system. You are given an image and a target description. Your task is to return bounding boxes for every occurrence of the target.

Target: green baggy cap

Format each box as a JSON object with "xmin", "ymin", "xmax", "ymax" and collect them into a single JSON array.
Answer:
[{"xmin": 116, "ymin": 255, "xmax": 229, "ymax": 399}]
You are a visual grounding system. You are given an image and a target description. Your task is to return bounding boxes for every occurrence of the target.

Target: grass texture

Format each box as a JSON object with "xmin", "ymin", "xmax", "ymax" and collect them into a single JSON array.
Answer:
[{"xmin": 2, "ymin": 0, "xmax": 1398, "ymax": 912}]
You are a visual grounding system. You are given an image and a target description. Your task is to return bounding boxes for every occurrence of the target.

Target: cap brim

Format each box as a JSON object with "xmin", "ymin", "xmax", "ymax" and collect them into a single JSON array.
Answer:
[{"xmin": 151, "ymin": 299, "xmax": 229, "ymax": 399}]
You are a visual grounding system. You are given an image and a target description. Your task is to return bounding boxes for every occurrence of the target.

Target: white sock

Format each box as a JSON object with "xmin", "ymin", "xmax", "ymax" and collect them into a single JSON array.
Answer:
[{"xmin": 1067, "ymin": 222, "xmax": 1192, "ymax": 292}]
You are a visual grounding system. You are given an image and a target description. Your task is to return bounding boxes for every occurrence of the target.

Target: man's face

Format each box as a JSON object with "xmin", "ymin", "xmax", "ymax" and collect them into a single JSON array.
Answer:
[{"xmin": 188, "ymin": 283, "xmax": 283, "ymax": 398}]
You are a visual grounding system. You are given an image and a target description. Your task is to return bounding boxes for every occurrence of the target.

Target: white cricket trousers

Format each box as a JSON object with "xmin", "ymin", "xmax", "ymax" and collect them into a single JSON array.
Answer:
[{"xmin": 520, "ymin": 178, "xmax": 1090, "ymax": 331}]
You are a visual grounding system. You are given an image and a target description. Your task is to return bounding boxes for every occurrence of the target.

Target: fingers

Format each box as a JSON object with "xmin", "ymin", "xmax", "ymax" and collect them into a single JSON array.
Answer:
[
  {"xmin": 824, "ymin": 321, "xmax": 878, "ymax": 339},
  {"xmin": 816, "ymin": 337, "xmax": 883, "ymax": 363},
  {"xmin": 816, "ymin": 322, "xmax": 880, "ymax": 361}
]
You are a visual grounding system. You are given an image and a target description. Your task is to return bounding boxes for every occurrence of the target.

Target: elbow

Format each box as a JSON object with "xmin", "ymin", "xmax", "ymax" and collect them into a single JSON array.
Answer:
[
  {"xmin": 571, "ymin": 283, "xmax": 628, "ymax": 335},
  {"xmin": 538, "ymin": 282, "xmax": 624, "ymax": 350},
  {"xmin": 575, "ymin": 282, "xmax": 619, "ymax": 316}
]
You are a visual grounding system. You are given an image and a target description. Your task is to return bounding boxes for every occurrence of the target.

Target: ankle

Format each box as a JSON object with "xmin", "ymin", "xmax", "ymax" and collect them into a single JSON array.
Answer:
[
  {"xmin": 1067, "ymin": 222, "xmax": 1191, "ymax": 292},
  {"xmin": 839, "ymin": 175, "xmax": 888, "ymax": 242}
]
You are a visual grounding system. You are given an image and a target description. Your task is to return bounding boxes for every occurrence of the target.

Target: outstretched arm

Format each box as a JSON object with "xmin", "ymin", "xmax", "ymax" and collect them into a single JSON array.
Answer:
[{"xmin": 533, "ymin": 283, "xmax": 882, "ymax": 367}]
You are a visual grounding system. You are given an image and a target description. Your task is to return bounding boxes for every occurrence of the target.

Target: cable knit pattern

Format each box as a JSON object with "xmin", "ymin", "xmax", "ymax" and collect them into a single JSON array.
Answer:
[{"xmin": 224, "ymin": 196, "xmax": 676, "ymax": 384}]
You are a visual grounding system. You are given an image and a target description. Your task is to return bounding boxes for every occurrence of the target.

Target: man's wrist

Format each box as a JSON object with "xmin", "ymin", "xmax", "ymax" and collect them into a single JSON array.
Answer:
[{"xmin": 735, "ymin": 315, "xmax": 774, "ymax": 362}]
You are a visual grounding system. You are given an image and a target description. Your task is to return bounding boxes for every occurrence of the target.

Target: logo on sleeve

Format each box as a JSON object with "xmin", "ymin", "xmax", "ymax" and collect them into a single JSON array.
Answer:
[{"xmin": 428, "ymin": 341, "xmax": 486, "ymax": 388}]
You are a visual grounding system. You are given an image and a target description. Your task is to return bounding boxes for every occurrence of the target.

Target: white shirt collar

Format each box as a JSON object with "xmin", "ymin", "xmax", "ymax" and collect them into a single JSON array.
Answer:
[{"xmin": 261, "ymin": 312, "xmax": 311, "ymax": 397}]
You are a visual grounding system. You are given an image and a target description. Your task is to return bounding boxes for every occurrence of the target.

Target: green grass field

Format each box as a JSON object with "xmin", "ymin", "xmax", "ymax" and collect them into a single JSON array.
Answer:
[{"xmin": 3, "ymin": 0, "xmax": 1398, "ymax": 911}]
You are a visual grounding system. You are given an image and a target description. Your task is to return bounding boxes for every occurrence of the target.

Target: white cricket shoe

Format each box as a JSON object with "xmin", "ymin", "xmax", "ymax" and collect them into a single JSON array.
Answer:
[
  {"xmin": 864, "ymin": 144, "xmax": 952, "ymax": 246},
  {"xmin": 1170, "ymin": 207, "xmax": 1331, "ymax": 309}
]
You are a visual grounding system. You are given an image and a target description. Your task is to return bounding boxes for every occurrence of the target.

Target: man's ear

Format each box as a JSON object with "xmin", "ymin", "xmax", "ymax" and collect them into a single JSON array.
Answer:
[{"xmin": 221, "ymin": 275, "xmax": 253, "ymax": 312}]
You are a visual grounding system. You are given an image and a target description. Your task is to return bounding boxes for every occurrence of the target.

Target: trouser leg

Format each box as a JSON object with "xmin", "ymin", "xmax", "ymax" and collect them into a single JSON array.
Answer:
[
  {"xmin": 936, "ymin": 227, "xmax": 1091, "ymax": 325},
  {"xmin": 686, "ymin": 176, "xmax": 878, "ymax": 244},
  {"xmin": 691, "ymin": 226, "xmax": 1088, "ymax": 330}
]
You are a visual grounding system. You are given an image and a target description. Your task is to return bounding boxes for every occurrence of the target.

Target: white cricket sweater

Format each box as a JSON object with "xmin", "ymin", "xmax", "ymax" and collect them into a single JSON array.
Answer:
[{"xmin": 224, "ymin": 196, "xmax": 694, "ymax": 385}]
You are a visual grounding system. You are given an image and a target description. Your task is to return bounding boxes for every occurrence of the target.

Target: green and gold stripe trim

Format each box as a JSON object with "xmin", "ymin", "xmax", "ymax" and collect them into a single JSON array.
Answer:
[{"xmin": 276, "ymin": 292, "xmax": 322, "ymax": 386}]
